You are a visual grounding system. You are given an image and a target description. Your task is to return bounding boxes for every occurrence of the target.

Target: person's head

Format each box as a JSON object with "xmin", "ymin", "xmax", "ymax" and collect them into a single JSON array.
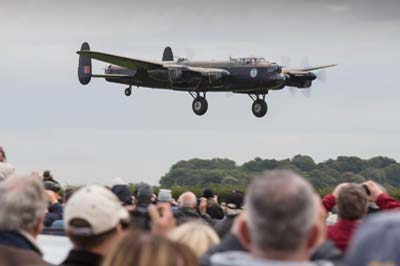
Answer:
[
  {"xmin": 64, "ymin": 185, "xmax": 129, "ymax": 254},
  {"xmin": 239, "ymin": 170, "xmax": 319, "ymax": 261},
  {"xmin": 202, "ymin": 189, "xmax": 214, "ymax": 199},
  {"xmin": 346, "ymin": 212, "xmax": 400, "ymax": 266},
  {"xmin": 103, "ymin": 230, "xmax": 199, "ymax": 266},
  {"xmin": 111, "ymin": 184, "xmax": 133, "ymax": 206},
  {"xmin": 168, "ymin": 221, "xmax": 220, "ymax": 258},
  {"xmin": 136, "ymin": 182, "xmax": 153, "ymax": 204},
  {"xmin": 0, "ymin": 146, "xmax": 6, "ymax": 162},
  {"xmin": 178, "ymin": 191, "xmax": 197, "ymax": 209},
  {"xmin": 0, "ymin": 175, "xmax": 47, "ymax": 238},
  {"xmin": 42, "ymin": 170, "xmax": 53, "ymax": 181},
  {"xmin": 337, "ymin": 183, "xmax": 368, "ymax": 220},
  {"xmin": 225, "ymin": 190, "xmax": 244, "ymax": 215},
  {"xmin": 158, "ymin": 189, "xmax": 173, "ymax": 203}
]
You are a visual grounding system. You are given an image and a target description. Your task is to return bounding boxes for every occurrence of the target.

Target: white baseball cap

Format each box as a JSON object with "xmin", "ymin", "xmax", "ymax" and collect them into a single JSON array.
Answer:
[{"xmin": 64, "ymin": 185, "xmax": 129, "ymax": 236}]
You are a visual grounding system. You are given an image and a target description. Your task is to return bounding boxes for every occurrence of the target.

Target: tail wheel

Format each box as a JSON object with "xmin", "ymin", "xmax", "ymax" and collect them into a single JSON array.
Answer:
[
  {"xmin": 124, "ymin": 87, "xmax": 132, "ymax": 96},
  {"xmin": 192, "ymin": 97, "xmax": 208, "ymax": 116},
  {"xmin": 252, "ymin": 99, "xmax": 268, "ymax": 118}
]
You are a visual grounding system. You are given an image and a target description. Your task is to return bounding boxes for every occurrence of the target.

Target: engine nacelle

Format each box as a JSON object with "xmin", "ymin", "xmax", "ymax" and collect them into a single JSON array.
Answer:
[
  {"xmin": 148, "ymin": 68, "xmax": 184, "ymax": 83},
  {"xmin": 285, "ymin": 72, "xmax": 316, "ymax": 88}
]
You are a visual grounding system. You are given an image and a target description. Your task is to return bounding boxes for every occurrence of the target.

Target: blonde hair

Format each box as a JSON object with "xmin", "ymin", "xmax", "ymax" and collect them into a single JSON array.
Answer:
[
  {"xmin": 168, "ymin": 221, "xmax": 220, "ymax": 258},
  {"xmin": 102, "ymin": 230, "xmax": 198, "ymax": 266}
]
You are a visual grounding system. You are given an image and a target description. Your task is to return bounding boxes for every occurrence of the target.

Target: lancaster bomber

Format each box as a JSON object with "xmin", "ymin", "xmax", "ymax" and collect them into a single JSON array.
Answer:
[{"xmin": 77, "ymin": 43, "xmax": 336, "ymax": 118}]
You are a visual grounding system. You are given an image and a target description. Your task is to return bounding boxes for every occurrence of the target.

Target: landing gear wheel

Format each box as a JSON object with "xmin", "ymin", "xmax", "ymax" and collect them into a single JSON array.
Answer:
[
  {"xmin": 252, "ymin": 99, "xmax": 268, "ymax": 118},
  {"xmin": 124, "ymin": 88, "xmax": 132, "ymax": 97},
  {"xmin": 192, "ymin": 97, "xmax": 208, "ymax": 116}
]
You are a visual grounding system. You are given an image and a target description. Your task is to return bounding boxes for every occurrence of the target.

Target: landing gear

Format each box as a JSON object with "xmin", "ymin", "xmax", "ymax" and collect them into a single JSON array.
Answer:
[
  {"xmin": 249, "ymin": 93, "xmax": 268, "ymax": 118},
  {"xmin": 124, "ymin": 86, "xmax": 132, "ymax": 97},
  {"xmin": 189, "ymin": 92, "xmax": 208, "ymax": 116}
]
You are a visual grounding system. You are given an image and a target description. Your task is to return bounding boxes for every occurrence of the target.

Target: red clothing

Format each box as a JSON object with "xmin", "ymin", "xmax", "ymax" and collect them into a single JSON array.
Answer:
[
  {"xmin": 326, "ymin": 218, "xmax": 359, "ymax": 253},
  {"xmin": 322, "ymin": 193, "xmax": 400, "ymax": 253},
  {"xmin": 376, "ymin": 193, "xmax": 400, "ymax": 210},
  {"xmin": 322, "ymin": 194, "xmax": 336, "ymax": 212},
  {"xmin": 323, "ymin": 193, "xmax": 359, "ymax": 253}
]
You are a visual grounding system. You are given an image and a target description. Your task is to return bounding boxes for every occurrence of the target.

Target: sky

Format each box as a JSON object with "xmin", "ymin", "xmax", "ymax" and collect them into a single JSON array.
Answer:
[{"xmin": 1, "ymin": 0, "xmax": 400, "ymax": 185}]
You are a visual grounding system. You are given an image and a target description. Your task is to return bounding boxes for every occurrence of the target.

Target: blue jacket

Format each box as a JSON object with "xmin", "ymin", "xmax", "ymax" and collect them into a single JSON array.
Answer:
[{"xmin": 44, "ymin": 202, "xmax": 63, "ymax": 227}]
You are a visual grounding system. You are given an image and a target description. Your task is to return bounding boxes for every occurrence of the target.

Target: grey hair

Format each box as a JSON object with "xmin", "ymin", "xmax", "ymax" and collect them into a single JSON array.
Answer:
[
  {"xmin": 179, "ymin": 192, "xmax": 197, "ymax": 208},
  {"xmin": 0, "ymin": 175, "xmax": 48, "ymax": 231},
  {"xmin": 246, "ymin": 170, "xmax": 316, "ymax": 252}
]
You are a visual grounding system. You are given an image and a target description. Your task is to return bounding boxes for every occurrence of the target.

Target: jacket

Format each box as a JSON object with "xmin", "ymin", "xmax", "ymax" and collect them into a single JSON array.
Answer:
[
  {"xmin": 201, "ymin": 233, "xmax": 245, "ymax": 266},
  {"xmin": 376, "ymin": 193, "xmax": 400, "ymax": 209},
  {"xmin": 206, "ymin": 199, "xmax": 225, "ymax": 220},
  {"xmin": 322, "ymin": 194, "xmax": 359, "ymax": 253},
  {"xmin": 327, "ymin": 219, "xmax": 359, "ymax": 253},
  {"xmin": 322, "ymin": 193, "xmax": 400, "ymax": 253},
  {"xmin": 202, "ymin": 234, "xmax": 342, "ymax": 266},
  {"xmin": 0, "ymin": 231, "xmax": 47, "ymax": 266},
  {"xmin": 174, "ymin": 207, "xmax": 213, "ymax": 225},
  {"xmin": 210, "ymin": 251, "xmax": 334, "ymax": 266},
  {"xmin": 59, "ymin": 249, "xmax": 102, "ymax": 266},
  {"xmin": 44, "ymin": 202, "xmax": 63, "ymax": 227},
  {"xmin": 214, "ymin": 215, "xmax": 236, "ymax": 238}
]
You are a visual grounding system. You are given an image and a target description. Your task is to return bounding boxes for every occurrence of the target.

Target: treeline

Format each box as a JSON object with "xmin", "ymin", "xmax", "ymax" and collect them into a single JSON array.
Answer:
[{"xmin": 159, "ymin": 155, "xmax": 400, "ymax": 197}]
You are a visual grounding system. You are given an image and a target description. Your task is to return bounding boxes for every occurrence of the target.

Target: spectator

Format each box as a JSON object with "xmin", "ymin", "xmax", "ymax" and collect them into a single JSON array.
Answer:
[
  {"xmin": 203, "ymin": 189, "xmax": 224, "ymax": 220},
  {"xmin": 157, "ymin": 189, "xmax": 173, "ymax": 204},
  {"xmin": 210, "ymin": 170, "xmax": 329, "ymax": 266},
  {"xmin": 130, "ymin": 182, "xmax": 153, "ymax": 230},
  {"xmin": 363, "ymin": 180, "xmax": 400, "ymax": 210},
  {"xmin": 322, "ymin": 183, "xmax": 368, "ymax": 253},
  {"xmin": 43, "ymin": 174, "xmax": 63, "ymax": 227},
  {"xmin": 43, "ymin": 170, "xmax": 57, "ymax": 182},
  {"xmin": 0, "ymin": 175, "xmax": 48, "ymax": 266},
  {"xmin": 202, "ymin": 201, "xmax": 343, "ymax": 266},
  {"xmin": 51, "ymin": 188, "xmax": 77, "ymax": 229},
  {"xmin": 60, "ymin": 185, "xmax": 128, "ymax": 266},
  {"xmin": 175, "ymin": 191, "xmax": 213, "ymax": 224},
  {"xmin": 214, "ymin": 191, "xmax": 244, "ymax": 238},
  {"xmin": 346, "ymin": 211, "xmax": 400, "ymax": 266},
  {"xmin": 111, "ymin": 178, "xmax": 135, "ymax": 211},
  {"xmin": 169, "ymin": 221, "xmax": 220, "ymax": 258},
  {"xmin": 102, "ymin": 230, "xmax": 199, "ymax": 266}
]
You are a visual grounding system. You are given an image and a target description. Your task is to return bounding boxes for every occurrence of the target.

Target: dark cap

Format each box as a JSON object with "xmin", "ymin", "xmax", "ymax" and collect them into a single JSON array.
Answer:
[
  {"xmin": 225, "ymin": 191, "xmax": 244, "ymax": 209},
  {"xmin": 111, "ymin": 184, "xmax": 133, "ymax": 205},
  {"xmin": 203, "ymin": 188, "xmax": 214, "ymax": 199},
  {"xmin": 137, "ymin": 182, "xmax": 153, "ymax": 197},
  {"xmin": 43, "ymin": 180, "xmax": 61, "ymax": 193}
]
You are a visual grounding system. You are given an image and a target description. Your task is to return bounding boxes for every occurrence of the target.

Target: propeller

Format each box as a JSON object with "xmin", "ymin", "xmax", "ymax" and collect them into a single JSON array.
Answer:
[{"xmin": 280, "ymin": 55, "xmax": 332, "ymax": 98}]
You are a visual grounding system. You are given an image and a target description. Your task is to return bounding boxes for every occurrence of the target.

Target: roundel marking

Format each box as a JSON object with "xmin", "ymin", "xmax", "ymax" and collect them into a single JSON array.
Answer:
[{"xmin": 250, "ymin": 68, "xmax": 258, "ymax": 78}]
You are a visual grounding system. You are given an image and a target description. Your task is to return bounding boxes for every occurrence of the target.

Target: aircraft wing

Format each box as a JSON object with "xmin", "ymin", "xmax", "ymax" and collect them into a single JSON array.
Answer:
[
  {"xmin": 91, "ymin": 74, "xmax": 134, "ymax": 78},
  {"xmin": 284, "ymin": 64, "xmax": 337, "ymax": 74},
  {"xmin": 77, "ymin": 51, "xmax": 163, "ymax": 70}
]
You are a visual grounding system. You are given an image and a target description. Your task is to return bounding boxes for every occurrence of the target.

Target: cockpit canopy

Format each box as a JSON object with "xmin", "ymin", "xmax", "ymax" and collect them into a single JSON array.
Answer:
[
  {"xmin": 177, "ymin": 57, "xmax": 188, "ymax": 63},
  {"xmin": 230, "ymin": 57, "xmax": 267, "ymax": 65}
]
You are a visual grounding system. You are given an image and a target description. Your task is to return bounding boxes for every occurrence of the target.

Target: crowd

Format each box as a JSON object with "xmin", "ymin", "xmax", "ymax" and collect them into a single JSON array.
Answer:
[{"xmin": 1, "ymin": 145, "xmax": 400, "ymax": 266}]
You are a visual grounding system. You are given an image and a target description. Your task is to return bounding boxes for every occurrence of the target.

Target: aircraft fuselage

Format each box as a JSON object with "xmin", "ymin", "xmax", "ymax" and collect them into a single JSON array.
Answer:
[{"xmin": 105, "ymin": 59, "xmax": 286, "ymax": 94}]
